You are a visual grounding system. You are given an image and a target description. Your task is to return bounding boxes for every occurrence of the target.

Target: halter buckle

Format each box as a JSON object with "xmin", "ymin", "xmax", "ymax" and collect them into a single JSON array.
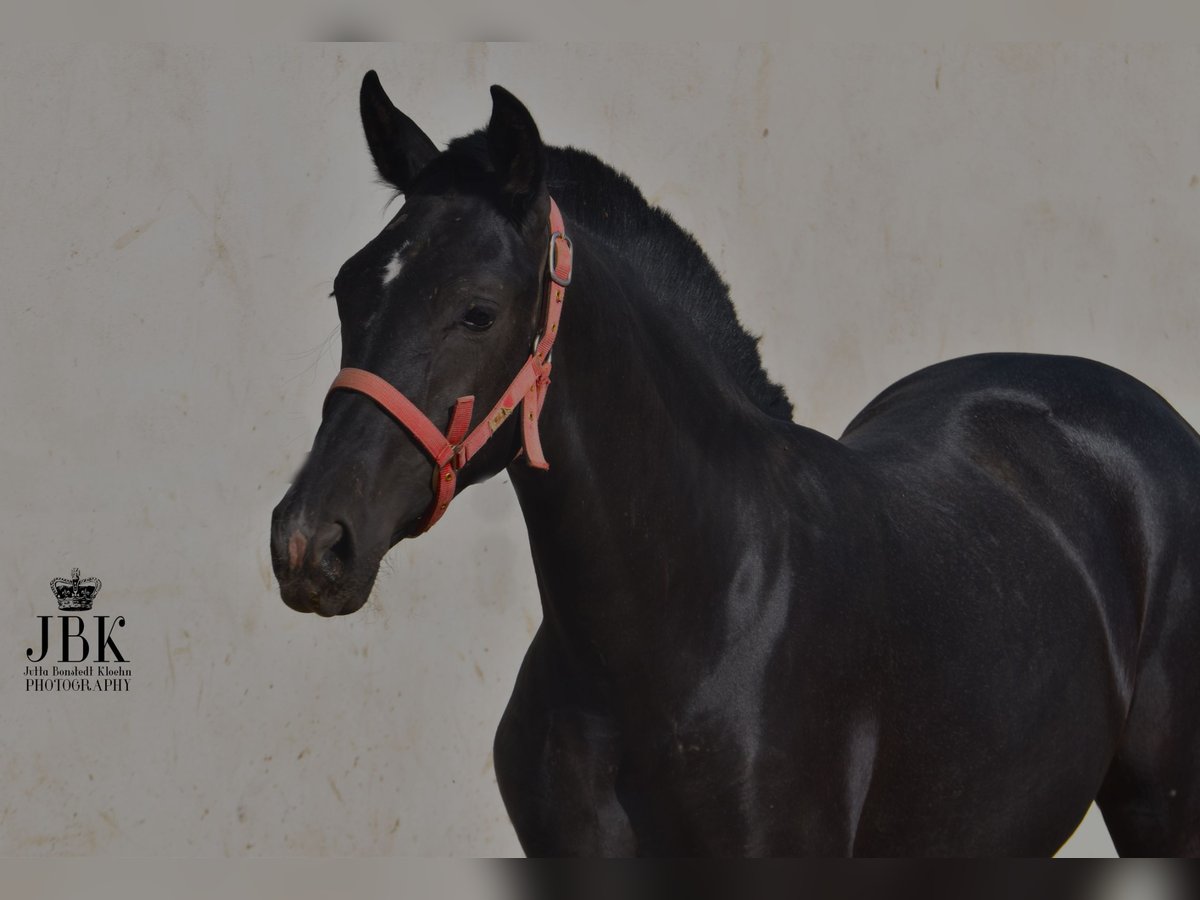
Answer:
[{"xmin": 548, "ymin": 231, "xmax": 573, "ymax": 287}]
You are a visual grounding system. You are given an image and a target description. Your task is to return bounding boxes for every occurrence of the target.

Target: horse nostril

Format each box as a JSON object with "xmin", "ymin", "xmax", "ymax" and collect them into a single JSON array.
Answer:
[
  {"xmin": 287, "ymin": 530, "xmax": 308, "ymax": 572},
  {"xmin": 310, "ymin": 521, "xmax": 352, "ymax": 580}
]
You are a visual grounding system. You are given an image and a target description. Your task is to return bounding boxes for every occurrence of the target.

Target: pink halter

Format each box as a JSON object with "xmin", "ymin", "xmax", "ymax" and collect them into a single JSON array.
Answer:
[{"xmin": 324, "ymin": 198, "xmax": 573, "ymax": 533}]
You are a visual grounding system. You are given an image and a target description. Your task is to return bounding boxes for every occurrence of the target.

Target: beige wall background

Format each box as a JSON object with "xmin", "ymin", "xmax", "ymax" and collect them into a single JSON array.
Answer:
[{"xmin": 3, "ymin": 43, "xmax": 1198, "ymax": 857}]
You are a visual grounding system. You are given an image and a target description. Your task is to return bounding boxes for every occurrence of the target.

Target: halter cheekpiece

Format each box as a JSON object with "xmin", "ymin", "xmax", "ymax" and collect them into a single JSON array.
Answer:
[{"xmin": 324, "ymin": 198, "xmax": 573, "ymax": 533}]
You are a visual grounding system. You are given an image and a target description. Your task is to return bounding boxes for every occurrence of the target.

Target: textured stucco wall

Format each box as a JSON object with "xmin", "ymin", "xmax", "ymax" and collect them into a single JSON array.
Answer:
[{"xmin": 4, "ymin": 43, "xmax": 1198, "ymax": 856}]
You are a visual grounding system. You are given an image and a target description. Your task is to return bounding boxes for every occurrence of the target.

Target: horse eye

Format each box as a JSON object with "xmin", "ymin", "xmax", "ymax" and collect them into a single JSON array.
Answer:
[{"xmin": 462, "ymin": 305, "xmax": 496, "ymax": 332}]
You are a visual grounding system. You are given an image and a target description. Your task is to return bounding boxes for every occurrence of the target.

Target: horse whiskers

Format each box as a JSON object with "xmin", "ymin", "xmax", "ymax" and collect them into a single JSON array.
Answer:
[{"xmin": 284, "ymin": 324, "xmax": 342, "ymax": 384}]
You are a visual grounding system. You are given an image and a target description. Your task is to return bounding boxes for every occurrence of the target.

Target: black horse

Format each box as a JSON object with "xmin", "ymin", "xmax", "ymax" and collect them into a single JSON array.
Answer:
[{"xmin": 271, "ymin": 72, "xmax": 1200, "ymax": 856}]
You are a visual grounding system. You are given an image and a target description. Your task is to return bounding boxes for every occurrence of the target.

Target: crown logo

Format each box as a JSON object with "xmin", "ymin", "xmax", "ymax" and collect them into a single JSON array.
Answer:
[{"xmin": 51, "ymin": 568, "xmax": 102, "ymax": 611}]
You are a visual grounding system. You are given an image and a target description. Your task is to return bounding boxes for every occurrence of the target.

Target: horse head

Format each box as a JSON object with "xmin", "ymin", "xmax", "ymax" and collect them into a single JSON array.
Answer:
[{"xmin": 271, "ymin": 72, "xmax": 556, "ymax": 617}]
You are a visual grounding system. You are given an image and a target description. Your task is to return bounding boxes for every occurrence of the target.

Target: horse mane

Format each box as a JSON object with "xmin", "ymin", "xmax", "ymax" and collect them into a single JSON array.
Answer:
[{"xmin": 437, "ymin": 133, "xmax": 795, "ymax": 422}]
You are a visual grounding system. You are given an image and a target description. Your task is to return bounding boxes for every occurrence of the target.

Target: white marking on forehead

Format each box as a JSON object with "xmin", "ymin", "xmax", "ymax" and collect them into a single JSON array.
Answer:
[
  {"xmin": 382, "ymin": 253, "xmax": 403, "ymax": 286},
  {"xmin": 381, "ymin": 241, "xmax": 411, "ymax": 288}
]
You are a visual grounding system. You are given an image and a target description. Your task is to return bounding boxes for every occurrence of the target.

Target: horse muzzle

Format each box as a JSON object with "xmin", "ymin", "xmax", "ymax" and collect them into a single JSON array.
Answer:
[{"xmin": 270, "ymin": 497, "xmax": 372, "ymax": 617}]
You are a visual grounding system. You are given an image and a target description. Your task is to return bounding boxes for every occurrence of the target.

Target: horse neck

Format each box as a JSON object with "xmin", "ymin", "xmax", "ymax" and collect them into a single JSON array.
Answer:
[{"xmin": 507, "ymin": 233, "xmax": 842, "ymax": 667}]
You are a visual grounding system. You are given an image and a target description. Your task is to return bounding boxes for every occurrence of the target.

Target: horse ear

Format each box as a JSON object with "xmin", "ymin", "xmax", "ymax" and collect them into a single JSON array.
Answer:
[
  {"xmin": 486, "ymin": 85, "xmax": 548, "ymax": 223},
  {"xmin": 359, "ymin": 70, "xmax": 439, "ymax": 193}
]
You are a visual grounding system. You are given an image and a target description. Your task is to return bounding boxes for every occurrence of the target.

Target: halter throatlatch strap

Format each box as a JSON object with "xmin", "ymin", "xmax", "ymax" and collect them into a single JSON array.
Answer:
[{"xmin": 324, "ymin": 197, "xmax": 573, "ymax": 534}]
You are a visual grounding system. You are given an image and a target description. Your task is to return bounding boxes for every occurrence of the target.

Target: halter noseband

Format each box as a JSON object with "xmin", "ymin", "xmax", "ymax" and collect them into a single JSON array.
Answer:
[{"xmin": 324, "ymin": 198, "xmax": 573, "ymax": 534}]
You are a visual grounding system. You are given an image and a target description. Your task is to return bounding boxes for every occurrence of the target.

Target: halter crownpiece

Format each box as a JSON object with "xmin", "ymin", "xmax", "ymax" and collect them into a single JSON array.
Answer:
[{"xmin": 325, "ymin": 197, "xmax": 573, "ymax": 534}]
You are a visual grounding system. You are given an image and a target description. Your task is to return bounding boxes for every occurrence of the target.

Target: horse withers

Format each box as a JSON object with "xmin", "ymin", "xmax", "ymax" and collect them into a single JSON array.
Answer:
[{"xmin": 271, "ymin": 71, "xmax": 1200, "ymax": 856}]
